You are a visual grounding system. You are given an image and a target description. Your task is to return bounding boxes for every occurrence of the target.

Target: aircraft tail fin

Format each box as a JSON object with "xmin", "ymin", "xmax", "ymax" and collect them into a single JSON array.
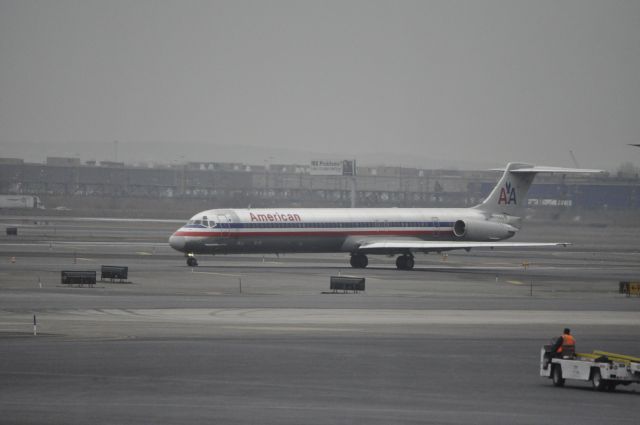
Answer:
[{"xmin": 475, "ymin": 163, "xmax": 602, "ymax": 217}]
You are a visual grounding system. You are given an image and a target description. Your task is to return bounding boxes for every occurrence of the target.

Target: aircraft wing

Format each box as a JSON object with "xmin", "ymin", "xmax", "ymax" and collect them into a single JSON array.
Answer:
[{"xmin": 358, "ymin": 240, "xmax": 570, "ymax": 253}]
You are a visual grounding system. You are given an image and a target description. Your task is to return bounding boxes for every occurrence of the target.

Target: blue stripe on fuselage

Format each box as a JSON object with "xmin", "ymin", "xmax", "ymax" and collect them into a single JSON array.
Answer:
[{"xmin": 222, "ymin": 221, "xmax": 455, "ymax": 229}]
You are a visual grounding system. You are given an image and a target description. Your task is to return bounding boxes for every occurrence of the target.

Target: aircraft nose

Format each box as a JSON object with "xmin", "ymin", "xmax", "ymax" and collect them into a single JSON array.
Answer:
[{"xmin": 169, "ymin": 234, "xmax": 186, "ymax": 252}]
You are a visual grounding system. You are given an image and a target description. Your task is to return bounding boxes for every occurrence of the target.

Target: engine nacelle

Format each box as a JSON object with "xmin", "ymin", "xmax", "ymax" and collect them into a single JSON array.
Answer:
[{"xmin": 453, "ymin": 219, "xmax": 518, "ymax": 241}]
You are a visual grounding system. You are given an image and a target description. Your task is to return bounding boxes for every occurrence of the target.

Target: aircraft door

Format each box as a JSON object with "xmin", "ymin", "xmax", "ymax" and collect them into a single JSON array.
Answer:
[{"xmin": 216, "ymin": 214, "xmax": 231, "ymax": 236}]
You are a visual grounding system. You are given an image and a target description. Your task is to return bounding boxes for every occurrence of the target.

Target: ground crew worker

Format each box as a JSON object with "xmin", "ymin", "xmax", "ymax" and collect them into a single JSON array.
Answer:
[{"xmin": 551, "ymin": 328, "xmax": 576, "ymax": 357}]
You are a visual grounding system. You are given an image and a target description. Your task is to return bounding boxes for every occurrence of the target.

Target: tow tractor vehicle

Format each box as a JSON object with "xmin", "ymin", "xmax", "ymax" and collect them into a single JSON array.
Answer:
[{"xmin": 541, "ymin": 346, "xmax": 640, "ymax": 391}]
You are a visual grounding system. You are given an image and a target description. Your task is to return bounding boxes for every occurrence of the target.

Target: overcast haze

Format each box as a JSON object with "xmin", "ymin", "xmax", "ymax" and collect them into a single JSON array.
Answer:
[{"xmin": 1, "ymin": 0, "xmax": 639, "ymax": 170}]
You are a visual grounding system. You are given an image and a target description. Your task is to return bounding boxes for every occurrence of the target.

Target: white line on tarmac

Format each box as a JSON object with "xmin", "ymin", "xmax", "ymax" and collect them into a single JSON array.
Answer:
[{"xmin": 192, "ymin": 271, "xmax": 243, "ymax": 278}]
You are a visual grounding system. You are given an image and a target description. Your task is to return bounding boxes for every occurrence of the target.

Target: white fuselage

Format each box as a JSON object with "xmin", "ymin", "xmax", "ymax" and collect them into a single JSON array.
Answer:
[{"xmin": 168, "ymin": 207, "xmax": 518, "ymax": 255}]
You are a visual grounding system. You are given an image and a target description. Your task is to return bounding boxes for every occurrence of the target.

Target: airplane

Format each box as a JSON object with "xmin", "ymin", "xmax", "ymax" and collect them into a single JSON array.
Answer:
[{"xmin": 169, "ymin": 162, "xmax": 602, "ymax": 269}]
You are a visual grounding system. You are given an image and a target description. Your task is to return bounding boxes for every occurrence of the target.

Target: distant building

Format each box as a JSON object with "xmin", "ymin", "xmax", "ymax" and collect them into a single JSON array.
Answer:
[
  {"xmin": 99, "ymin": 161, "xmax": 125, "ymax": 168},
  {"xmin": 0, "ymin": 158, "xmax": 24, "ymax": 165},
  {"xmin": 46, "ymin": 157, "xmax": 81, "ymax": 166}
]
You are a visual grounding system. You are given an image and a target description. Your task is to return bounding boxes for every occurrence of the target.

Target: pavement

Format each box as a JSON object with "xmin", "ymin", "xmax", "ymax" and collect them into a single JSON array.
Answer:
[{"xmin": 0, "ymin": 217, "xmax": 639, "ymax": 424}]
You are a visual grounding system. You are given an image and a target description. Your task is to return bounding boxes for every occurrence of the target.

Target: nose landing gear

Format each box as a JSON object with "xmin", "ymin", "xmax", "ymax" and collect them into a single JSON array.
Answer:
[{"xmin": 186, "ymin": 253, "xmax": 198, "ymax": 267}]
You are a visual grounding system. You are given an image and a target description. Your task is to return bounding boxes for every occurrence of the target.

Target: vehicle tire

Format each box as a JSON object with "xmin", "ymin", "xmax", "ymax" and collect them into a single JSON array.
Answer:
[
  {"xmin": 552, "ymin": 365, "xmax": 565, "ymax": 387},
  {"xmin": 591, "ymin": 369, "xmax": 606, "ymax": 391},
  {"xmin": 187, "ymin": 257, "xmax": 198, "ymax": 267},
  {"xmin": 605, "ymin": 382, "xmax": 617, "ymax": 392}
]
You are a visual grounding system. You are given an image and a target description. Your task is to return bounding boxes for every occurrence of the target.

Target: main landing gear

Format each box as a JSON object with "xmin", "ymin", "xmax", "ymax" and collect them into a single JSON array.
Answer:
[
  {"xmin": 350, "ymin": 253, "xmax": 415, "ymax": 270},
  {"xmin": 350, "ymin": 253, "xmax": 368, "ymax": 268},
  {"xmin": 186, "ymin": 253, "xmax": 198, "ymax": 267},
  {"xmin": 395, "ymin": 254, "xmax": 414, "ymax": 270}
]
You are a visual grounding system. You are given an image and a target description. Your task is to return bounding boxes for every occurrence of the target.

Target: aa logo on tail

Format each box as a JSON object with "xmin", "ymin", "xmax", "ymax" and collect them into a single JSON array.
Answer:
[{"xmin": 498, "ymin": 182, "xmax": 517, "ymax": 205}]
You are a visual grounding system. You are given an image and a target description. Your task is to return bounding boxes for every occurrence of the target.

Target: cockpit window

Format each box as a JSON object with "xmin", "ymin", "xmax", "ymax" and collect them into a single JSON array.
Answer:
[
  {"xmin": 185, "ymin": 217, "xmax": 216, "ymax": 228},
  {"xmin": 201, "ymin": 216, "xmax": 216, "ymax": 227},
  {"xmin": 185, "ymin": 219, "xmax": 205, "ymax": 228}
]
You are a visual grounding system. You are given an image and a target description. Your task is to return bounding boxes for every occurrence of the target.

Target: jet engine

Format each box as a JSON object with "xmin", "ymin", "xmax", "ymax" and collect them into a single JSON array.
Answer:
[{"xmin": 453, "ymin": 219, "xmax": 518, "ymax": 241}]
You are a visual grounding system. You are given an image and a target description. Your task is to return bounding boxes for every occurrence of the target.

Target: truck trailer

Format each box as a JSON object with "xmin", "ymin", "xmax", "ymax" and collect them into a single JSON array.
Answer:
[{"xmin": 0, "ymin": 195, "xmax": 43, "ymax": 209}]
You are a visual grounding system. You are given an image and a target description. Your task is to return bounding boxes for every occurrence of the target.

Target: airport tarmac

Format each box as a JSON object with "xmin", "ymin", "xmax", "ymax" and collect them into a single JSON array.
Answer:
[{"xmin": 0, "ymin": 216, "xmax": 639, "ymax": 424}]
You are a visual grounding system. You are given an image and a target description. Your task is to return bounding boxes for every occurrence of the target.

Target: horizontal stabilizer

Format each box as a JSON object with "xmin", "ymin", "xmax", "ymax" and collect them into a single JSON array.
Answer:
[
  {"xmin": 510, "ymin": 166, "xmax": 604, "ymax": 174},
  {"xmin": 490, "ymin": 166, "xmax": 604, "ymax": 174}
]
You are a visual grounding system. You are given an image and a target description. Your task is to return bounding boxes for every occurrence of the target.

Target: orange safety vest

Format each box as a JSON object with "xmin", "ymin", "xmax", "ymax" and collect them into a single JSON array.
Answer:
[{"xmin": 557, "ymin": 334, "xmax": 575, "ymax": 353}]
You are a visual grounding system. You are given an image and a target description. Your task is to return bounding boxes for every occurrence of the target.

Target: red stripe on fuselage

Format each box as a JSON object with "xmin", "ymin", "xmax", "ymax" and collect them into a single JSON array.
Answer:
[{"xmin": 173, "ymin": 230, "xmax": 452, "ymax": 238}]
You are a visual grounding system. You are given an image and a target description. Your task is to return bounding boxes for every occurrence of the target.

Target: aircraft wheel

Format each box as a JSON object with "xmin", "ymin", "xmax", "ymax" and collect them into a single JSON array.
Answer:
[
  {"xmin": 187, "ymin": 257, "xmax": 198, "ymax": 267},
  {"xmin": 396, "ymin": 255, "xmax": 414, "ymax": 270},
  {"xmin": 350, "ymin": 254, "xmax": 368, "ymax": 268},
  {"xmin": 552, "ymin": 365, "xmax": 564, "ymax": 387},
  {"xmin": 405, "ymin": 256, "xmax": 414, "ymax": 270}
]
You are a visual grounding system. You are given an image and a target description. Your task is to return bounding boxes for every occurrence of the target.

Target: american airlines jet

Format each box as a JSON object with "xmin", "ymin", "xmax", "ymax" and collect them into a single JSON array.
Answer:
[{"xmin": 169, "ymin": 163, "xmax": 600, "ymax": 269}]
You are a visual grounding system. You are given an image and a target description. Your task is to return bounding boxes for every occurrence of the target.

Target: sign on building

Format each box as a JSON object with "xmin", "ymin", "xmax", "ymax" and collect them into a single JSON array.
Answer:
[{"xmin": 310, "ymin": 160, "xmax": 356, "ymax": 176}]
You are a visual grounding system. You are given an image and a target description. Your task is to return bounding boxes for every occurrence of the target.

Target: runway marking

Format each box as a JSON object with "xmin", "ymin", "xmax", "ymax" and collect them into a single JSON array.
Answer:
[
  {"xmin": 506, "ymin": 280, "xmax": 524, "ymax": 285},
  {"xmin": 193, "ymin": 271, "xmax": 242, "ymax": 278},
  {"xmin": 136, "ymin": 251, "xmax": 153, "ymax": 255},
  {"xmin": 220, "ymin": 325, "xmax": 355, "ymax": 332}
]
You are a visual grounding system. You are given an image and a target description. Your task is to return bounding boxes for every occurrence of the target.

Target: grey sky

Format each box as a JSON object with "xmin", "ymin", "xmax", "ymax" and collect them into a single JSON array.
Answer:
[{"xmin": 1, "ymin": 0, "xmax": 639, "ymax": 170}]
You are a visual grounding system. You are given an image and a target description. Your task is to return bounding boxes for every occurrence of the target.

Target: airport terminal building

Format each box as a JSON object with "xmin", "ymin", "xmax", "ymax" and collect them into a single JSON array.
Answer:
[{"xmin": 0, "ymin": 157, "xmax": 638, "ymax": 218}]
